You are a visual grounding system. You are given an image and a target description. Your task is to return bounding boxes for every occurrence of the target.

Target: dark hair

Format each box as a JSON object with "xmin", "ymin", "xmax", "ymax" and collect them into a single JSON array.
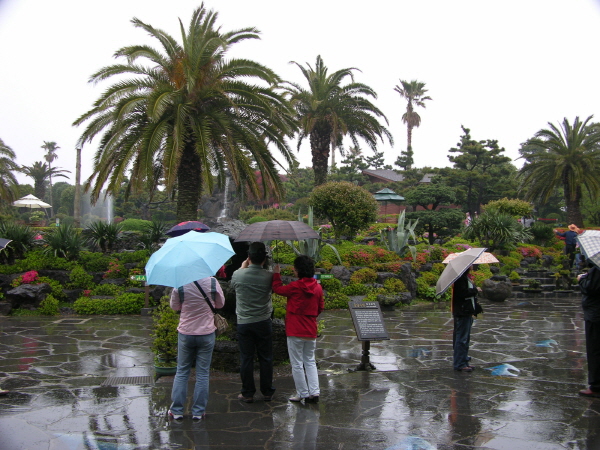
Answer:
[
  {"xmin": 248, "ymin": 250, "xmax": 266, "ymax": 265},
  {"xmin": 294, "ymin": 255, "xmax": 315, "ymax": 279}
]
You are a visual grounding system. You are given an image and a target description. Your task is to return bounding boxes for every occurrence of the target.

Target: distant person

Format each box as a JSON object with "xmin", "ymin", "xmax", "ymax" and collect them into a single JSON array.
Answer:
[
  {"xmin": 577, "ymin": 260, "xmax": 600, "ymax": 398},
  {"xmin": 555, "ymin": 224, "xmax": 580, "ymax": 268},
  {"xmin": 464, "ymin": 212, "xmax": 471, "ymax": 227},
  {"xmin": 168, "ymin": 276, "xmax": 225, "ymax": 421},
  {"xmin": 230, "ymin": 242, "xmax": 276, "ymax": 403},
  {"xmin": 452, "ymin": 266, "xmax": 482, "ymax": 372},
  {"xmin": 272, "ymin": 256, "xmax": 324, "ymax": 403}
]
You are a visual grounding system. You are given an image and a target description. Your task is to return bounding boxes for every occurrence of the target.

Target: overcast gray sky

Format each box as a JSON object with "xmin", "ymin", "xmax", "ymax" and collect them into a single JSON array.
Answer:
[{"xmin": 1, "ymin": 0, "xmax": 599, "ymax": 187}]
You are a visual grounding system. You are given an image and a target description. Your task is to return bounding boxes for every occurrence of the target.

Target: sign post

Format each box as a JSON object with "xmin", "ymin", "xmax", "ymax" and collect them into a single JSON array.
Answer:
[
  {"xmin": 130, "ymin": 275, "xmax": 149, "ymax": 308},
  {"xmin": 348, "ymin": 300, "xmax": 389, "ymax": 371}
]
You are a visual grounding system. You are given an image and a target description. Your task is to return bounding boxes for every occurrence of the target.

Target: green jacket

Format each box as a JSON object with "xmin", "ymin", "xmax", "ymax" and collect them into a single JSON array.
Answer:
[{"xmin": 230, "ymin": 264, "xmax": 273, "ymax": 324}]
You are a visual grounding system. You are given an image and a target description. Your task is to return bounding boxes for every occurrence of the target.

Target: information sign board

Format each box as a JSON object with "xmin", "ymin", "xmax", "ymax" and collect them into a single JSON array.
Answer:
[{"xmin": 348, "ymin": 301, "xmax": 389, "ymax": 341}]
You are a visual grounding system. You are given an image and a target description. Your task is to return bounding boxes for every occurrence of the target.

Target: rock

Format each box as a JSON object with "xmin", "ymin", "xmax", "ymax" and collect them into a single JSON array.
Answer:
[
  {"xmin": 0, "ymin": 302, "xmax": 12, "ymax": 315},
  {"xmin": 376, "ymin": 293, "xmax": 411, "ymax": 310},
  {"xmin": 418, "ymin": 263, "xmax": 433, "ymax": 272},
  {"xmin": 490, "ymin": 266, "xmax": 500, "ymax": 274},
  {"xmin": 398, "ymin": 263, "xmax": 417, "ymax": 298},
  {"xmin": 0, "ymin": 274, "xmax": 15, "ymax": 293},
  {"xmin": 6, "ymin": 283, "xmax": 52, "ymax": 309},
  {"xmin": 541, "ymin": 255, "xmax": 554, "ymax": 268},
  {"xmin": 376, "ymin": 272, "xmax": 398, "ymax": 284},
  {"xmin": 330, "ymin": 266, "xmax": 351, "ymax": 283},
  {"xmin": 37, "ymin": 270, "xmax": 70, "ymax": 284},
  {"xmin": 100, "ymin": 278, "xmax": 128, "ymax": 286},
  {"xmin": 63, "ymin": 289, "xmax": 84, "ymax": 303},
  {"xmin": 481, "ymin": 278, "xmax": 512, "ymax": 302}
]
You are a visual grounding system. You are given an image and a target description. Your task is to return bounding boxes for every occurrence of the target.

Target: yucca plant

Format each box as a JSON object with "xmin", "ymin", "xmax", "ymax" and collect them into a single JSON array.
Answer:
[
  {"xmin": 0, "ymin": 221, "xmax": 36, "ymax": 263},
  {"xmin": 287, "ymin": 207, "xmax": 342, "ymax": 264},
  {"xmin": 85, "ymin": 220, "xmax": 123, "ymax": 253},
  {"xmin": 138, "ymin": 220, "xmax": 168, "ymax": 253},
  {"xmin": 379, "ymin": 210, "xmax": 418, "ymax": 262},
  {"xmin": 42, "ymin": 224, "xmax": 84, "ymax": 261},
  {"xmin": 463, "ymin": 211, "xmax": 532, "ymax": 251}
]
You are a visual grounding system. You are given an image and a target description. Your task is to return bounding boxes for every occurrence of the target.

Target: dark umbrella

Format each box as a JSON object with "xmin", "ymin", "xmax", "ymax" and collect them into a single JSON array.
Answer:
[
  {"xmin": 0, "ymin": 238, "xmax": 11, "ymax": 250},
  {"xmin": 166, "ymin": 221, "xmax": 211, "ymax": 237},
  {"xmin": 235, "ymin": 220, "xmax": 319, "ymax": 242}
]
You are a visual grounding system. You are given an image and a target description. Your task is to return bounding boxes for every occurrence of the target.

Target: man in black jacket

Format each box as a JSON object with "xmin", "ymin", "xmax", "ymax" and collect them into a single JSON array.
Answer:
[
  {"xmin": 452, "ymin": 267, "xmax": 481, "ymax": 372},
  {"xmin": 577, "ymin": 261, "xmax": 600, "ymax": 398}
]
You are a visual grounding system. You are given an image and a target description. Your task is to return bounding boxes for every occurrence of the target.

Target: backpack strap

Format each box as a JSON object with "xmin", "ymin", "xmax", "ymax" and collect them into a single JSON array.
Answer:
[
  {"xmin": 177, "ymin": 286, "xmax": 185, "ymax": 304},
  {"xmin": 194, "ymin": 280, "xmax": 216, "ymax": 314}
]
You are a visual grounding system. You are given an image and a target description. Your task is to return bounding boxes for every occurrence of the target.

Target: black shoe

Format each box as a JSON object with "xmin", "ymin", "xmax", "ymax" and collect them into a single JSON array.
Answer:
[{"xmin": 305, "ymin": 395, "xmax": 319, "ymax": 403}]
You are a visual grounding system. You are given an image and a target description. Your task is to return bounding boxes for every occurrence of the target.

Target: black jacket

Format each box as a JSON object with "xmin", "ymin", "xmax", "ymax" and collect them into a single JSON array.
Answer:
[
  {"xmin": 579, "ymin": 266, "xmax": 600, "ymax": 322},
  {"xmin": 452, "ymin": 272, "xmax": 479, "ymax": 317}
]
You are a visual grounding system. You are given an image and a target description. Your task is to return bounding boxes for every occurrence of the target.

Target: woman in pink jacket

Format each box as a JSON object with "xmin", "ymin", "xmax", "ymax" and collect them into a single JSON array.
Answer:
[
  {"xmin": 273, "ymin": 255, "xmax": 324, "ymax": 403},
  {"xmin": 168, "ymin": 276, "xmax": 224, "ymax": 421}
]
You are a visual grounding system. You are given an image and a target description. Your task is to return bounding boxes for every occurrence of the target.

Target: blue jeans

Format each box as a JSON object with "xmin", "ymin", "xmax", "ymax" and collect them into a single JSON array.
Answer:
[
  {"xmin": 287, "ymin": 336, "xmax": 319, "ymax": 398},
  {"xmin": 453, "ymin": 315, "xmax": 473, "ymax": 370},
  {"xmin": 237, "ymin": 319, "xmax": 275, "ymax": 397},
  {"xmin": 170, "ymin": 332, "xmax": 215, "ymax": 416}
]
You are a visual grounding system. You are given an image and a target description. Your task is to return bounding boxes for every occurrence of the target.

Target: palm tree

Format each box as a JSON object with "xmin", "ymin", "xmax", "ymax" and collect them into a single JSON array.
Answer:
[
  {"xmin": 0, "ymin": 138, "xmax": 19, "ymax": 202},
  {"xmin": 19, "ymin": 161, "xmax": 70, "ymax": 200},
  {"xmin": 519, "ymin": 116, "xmax": 600, "ymax": 226},
  {"xmin": 41, "ymin": 141, "xmax": 60, "ymax": 216},
  {"xmin": 285, "ymin": 55, "xmax": 393, "ymax": 186},
  {"xmin": 73, "ymin": 5, "xmax": 296, "ymax": 221},
  {"xmin": 394, "ymin": 80, "xmax": 431, "ymax": 169}
]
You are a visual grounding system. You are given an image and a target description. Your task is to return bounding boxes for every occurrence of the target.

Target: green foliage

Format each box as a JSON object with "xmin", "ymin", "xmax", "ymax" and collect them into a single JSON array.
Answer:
[
  {"xmin": 38, "ymin": 294, "xmax": 60, "ymax": 316},
  {"xmin": 78, "ymin": 251, "xmax": 112, "ymax": 272},
  {"xmin": 151, "ymin": 297, "xmax": 179, "ymax": 360},
  {"xmin": 271, "ymin": 243, "xmax": 296, "ymax": 265},
  {"xmin": 36, "ymin": 276, "xmax": 65, "ymax": 300},
  {"xmin": 69, "ymin": 265, "xmax": 95, "ymax": 289},
  {"xmin": 463, "ymin": 210, "xmax": 532, "ymax": 251},
  {"xmin": 42, "ymin": 224, "xmax": 84, "ymax": 260},
  {"xmin": 240, "ymin": 207, "xmax": 296, "ymax": 223},
  {"xmin": 119, "ymin": 218, "xmax": 152, "ymax": 232},
  {"xmin": 529, "ymin": 222, "xmax": 556, "ymax": 246},
  {"xmin": 248, "ymin": 216, "xmax": 267, "ymax": 224},
  {"xmin": 0, "ymin": 249, "xmax": 75, "ymax": 274},
  {"xmin": 115, "ymin": 250, "xmax": 149, "ymax": 265},
  {"xmin": 287, "ymin": 207, "xmax": 342, "ymax": 264},
  {"xmin": 383, "ymin": 278, "xmax": 407, "ymax": 293},
  {"xmin": 509, "ymin": 271, "xmax": 520, "ymax": 281},
  {"xmin": 0, "ymin": 221, "xmax": 36, "ymax": 263},
  {"xmin": 350, "ymin": 268, "xmax": 378, "ymax": 284},
  {"xmin": 324, "ymin": 291, "xmax": 349, "ymax": 309},
  {"xmin": 85, "ymin": 221, "xmax": 123, "ymax": 253},
  {"xmin": 92, "ymin": 283, "xmax": 125, "ymax": 296},
  {"xmin": 103, "ymin": 260, "xmax": 127, "ymax": 279},
  {"xmin": 310, "ymin": 182, "xmax": 378, "ymax": 239},
  {"xmin": 380, "ymin": 210, "xmax": 418, "ymax": 261},
  {"xmin": 431, "ymin": 263, "xmax": 446, "ymax": 275},
  {"xmin": 416, "ymin": 277, "xmax": 438, "ymax": 300},
  {"xmin": 137, "ymin": 220, "xmax": 168, "ymax": 253},
  {"xmin": 340, "ymin": 283, "xmax": 371, "ymax": 296},
  {"xmin": 320, "ymin": 277, "xmax": 342, "ymax": 293},
  {"xmin": 484, "ymin": 198, "xmax": 533, "ymax": 217},
  {"xmin": 73, "ymin": 292, "xmax": 145, "ymax": 315}
]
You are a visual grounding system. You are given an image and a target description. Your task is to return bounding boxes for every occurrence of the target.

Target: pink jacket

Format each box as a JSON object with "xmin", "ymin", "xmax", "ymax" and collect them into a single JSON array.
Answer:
[{"xmin": 170, "ymin": 277, "xmax": 225, "ymax": 336}]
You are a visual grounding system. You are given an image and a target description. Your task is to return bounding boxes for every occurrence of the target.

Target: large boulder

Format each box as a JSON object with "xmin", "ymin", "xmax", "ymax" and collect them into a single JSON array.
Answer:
[
  {"xmin": 6, "ymin": 283, "xmax": 52, "ymax": 309},
  {"xmin": 37, "ymin": 270, "xmax": 70, "ymax": 284},
  {"xmin": 398, "ymin": 263, "xmax": 417, "ymax": 298},
  {"xmin": 330, "ymin": 265, "xmax": 352, "ymax": 283},
  {"xmin": 481, "ymin": 278, "xmax": 512, "ymax": 302}
]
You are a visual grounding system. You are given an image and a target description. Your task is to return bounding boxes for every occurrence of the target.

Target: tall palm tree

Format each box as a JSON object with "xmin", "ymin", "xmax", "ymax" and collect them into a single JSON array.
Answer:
[
  {"xmin": 285, "ymin": 55, "xmax": 392, "ymax": 186},
  {"xmin": 0, "ymin": 138, "xmax": 19, "ymax": 202},
  {"xmin": 519, "ymin": 116, "xmax": 600, "ymax": 226},
  {"xmin": 19, "ymin": 161, "xmax": 70, "ymax": 200},
  {"xmin": 41, "ymin": 141, "xmax": 60, "ymax": 216},
  {"xmin": 73, "ymin": 4, "xmax": 296, "ymax": 221},
  {"xmin": 394, "ymin": 79, "xmax": 431, "ymax": 169}
]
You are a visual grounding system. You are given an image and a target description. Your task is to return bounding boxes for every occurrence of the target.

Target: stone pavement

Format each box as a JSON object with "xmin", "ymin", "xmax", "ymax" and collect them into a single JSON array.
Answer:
[{"xmin": 1, "ymin": 296, "xmax": 600, "ymax": 449}]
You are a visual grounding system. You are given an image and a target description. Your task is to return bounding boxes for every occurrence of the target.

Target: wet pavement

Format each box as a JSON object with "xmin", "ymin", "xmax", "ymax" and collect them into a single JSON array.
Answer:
[{"xmin": 1, "ymin": 296, "xmax": 600, "ymax": 449}]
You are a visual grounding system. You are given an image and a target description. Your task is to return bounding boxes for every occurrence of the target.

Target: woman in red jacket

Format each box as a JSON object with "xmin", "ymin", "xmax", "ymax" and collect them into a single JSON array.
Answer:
[{"xmin": 273, "ymin": 255, "xmax": 324, "ymax": 403}]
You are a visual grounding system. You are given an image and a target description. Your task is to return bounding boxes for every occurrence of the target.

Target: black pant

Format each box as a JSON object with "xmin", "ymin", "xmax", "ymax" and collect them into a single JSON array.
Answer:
[
  {"xmin": 237, "ymin": 319, "xmax": 275, "ymax": 397},
  {"xmin": 585, "ymin": 320, "xmax": 600, "ymax": 392},
  {"xmin": 566, "ymin": 244, "xmax": 576, "ymax": 268}
]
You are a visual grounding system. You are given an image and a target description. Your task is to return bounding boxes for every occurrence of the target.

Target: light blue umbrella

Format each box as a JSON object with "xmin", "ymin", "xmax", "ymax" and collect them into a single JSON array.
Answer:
[{"xmin": 145, "ymin": 231, "xmax": 234, "ymax": 288}]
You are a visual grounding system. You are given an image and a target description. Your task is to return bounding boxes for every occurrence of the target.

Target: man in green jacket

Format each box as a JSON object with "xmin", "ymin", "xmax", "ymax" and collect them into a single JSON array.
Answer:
[{"xmin": 230, "ymin": 242, "xmax": 275, "ymax": 403}]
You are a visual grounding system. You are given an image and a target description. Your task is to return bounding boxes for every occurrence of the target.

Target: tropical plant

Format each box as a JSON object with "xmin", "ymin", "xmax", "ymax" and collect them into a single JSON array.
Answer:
[
  {"xmin": 42, "ymin": 224, "xmax": 84, "ymax": 260},
  {"xmin": 138, "ymin": 220, "xmax": 168, "ymax": 253},
  {"xmin": 0, "ymin": 138, "xmax": 19, "ymax": 202},
  {"xmin": 529, "ymin": 221, "xmax": 556, "ymax": 246},
  {"xmin": 0, "ymin": 221, "xmax": 36, "ymax": 263},
  {"xmin": 85, "ymin": 220, "xmax": 123, "ymax": 253},
  {"xmin": 41, "ymin": 141, "xmax": 60, "ymax": 216},
  {"xmin": 74, "ymin": 5, "xmax": 296, "ymax": 221},
  {"xmin": 394, "ymin": 79, "xmax": 431, "ymax": 169},
  {"xmin": 463, "ymin": 210, "xmax": 532, "ymax": 251},
  {"xmin": 18, "ymin": 161, "xmax": 70, "ymax": 201},
  {"xmin": 285, "ymin": 55, "xmax": 392, "ymax": 186},
  {"xmin": 38, "ymin": 294, "xmax": 60, "ymax": 316},
  {"xmin": 380, "ymin": 210, "xmax": 418, "ymax": 261},
  {"xmin": 287, "ymin": 207, "xmax": 341, "ymax": 264},
  {"xmin": 518, "ymin": 116, "xmax": 600, "ymax": 227},
  {"xmin": 310, "ymin": 181, "xmax": 378, "ymax": 239}
]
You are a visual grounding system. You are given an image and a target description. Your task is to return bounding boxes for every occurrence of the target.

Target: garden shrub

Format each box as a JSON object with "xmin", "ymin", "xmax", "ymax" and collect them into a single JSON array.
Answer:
[
  {"xmin": 431, "ymin": 263, "xmax": 446, "ymax": 276},
  {"xmin": 248, "ymin": 216, "xmax": 268, "ymax": 224},
  {"xmin": 36, "ymin": 276, "xmax": 66, "ymax": 300},
  {"xmin": 320, "ymin": 277, "xmax": 342, "ymax": 293},
  {"xmin": 78, "ymin": 251, "xmax": 112, "ymax": 272},
  {"xmin": 119, "ymin": 219, "xmax": 151, "ymax": 232},
  {"xmin": 341, "ymin": 283, "xmax": 371, "ymax": 296},
  {"xmin": 324, "ymin": 291, "xmax": 349, "ymax": 309},
  {"xmin": 43, "ymin": 224, "xmax": 84, "ymax": 260},
  {"xmin": 271, "ymin": 243, "xmax": 296, "ymax": 265},
  {"xmin": 372, "ymin": 261, "xmax": 406, "ymax": 273},
  {"xmin": 428, "ymin": 246, "xmax": 445, "ymax": 261},
  {"xmin": 73, "ymin": 293, "xmax": 145, "ymax": 315},
  {"xmin": 104, "ymin": 260, "xmax": 127, "ymax": 279},
  {"xmin": 116, "ymin": 250, "xmax": 150, "ymax": 265},
  {"xmin": 516, "ymin": 245, "xmax": 542, "ymax": 259},
  {"xmin": 92, "ymin": 283, "xmax": 125, "ymax": 296},
  {"xmin": 0, "ymin": 250, "xmax": 75, "ymax": 274},
  {"xmin": 416, "ymin": 277, "xmax": 438, "ymax": 300},
  {"xmin": 363, "ymin": 287, "xmax": 387, "ymax": 302},
  {"xmin": 349, "ymin": 268, "xmax": 378, "ymax": 284},
  {"xmin": 38, "ymin": 294, "xmax": 60, "ymax": 316},
  {"xmin": 239, "ymin": 207, "xmax": 296, "ymax": 223},
  {"xmin": 69, "ymin": 265, "xmax": 95, "ymax": 289},
  {"xmin": 383, "ymin": 278, "xmax": 407, "ymax": 293},
  {"xmin": 418, "ymin": 271, "xmax": 438, "ymax": 285}
]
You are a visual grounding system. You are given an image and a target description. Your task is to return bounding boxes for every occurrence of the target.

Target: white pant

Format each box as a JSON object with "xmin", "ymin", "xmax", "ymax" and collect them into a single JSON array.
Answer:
[{"xmin": 287, "ymin": 336, "xmax": 320, "ymax": 398}]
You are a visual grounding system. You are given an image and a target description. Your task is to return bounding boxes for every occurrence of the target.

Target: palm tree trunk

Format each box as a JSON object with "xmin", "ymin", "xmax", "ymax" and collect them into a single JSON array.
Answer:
[
  {"xmin": 310, "ymin": 126, "xmax": 332, "ymax": 186},
  {"xmin": 176, "ymin": 142, "xmax": 202, "ymax": 221},
  {"xmin": 564, "ymin": 182, "xmax": 584, "ymax": 227}
]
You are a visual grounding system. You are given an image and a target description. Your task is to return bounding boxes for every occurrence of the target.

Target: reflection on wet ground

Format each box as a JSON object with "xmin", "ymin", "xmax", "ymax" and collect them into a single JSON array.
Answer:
[{"xmin": 1, "ymin": 297, "xmax": 599, "ymax": 449}]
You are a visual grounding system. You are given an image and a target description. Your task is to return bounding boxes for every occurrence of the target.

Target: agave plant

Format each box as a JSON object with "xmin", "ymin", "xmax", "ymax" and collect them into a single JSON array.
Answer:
[
  {"xmin": 0, "ymin": 221, "xmax": 36, "ymax": 263},
  {"xmin": 463, "ymin": 211, "xmax": 532, "ymax": 251},
  {"xmin": 85, "ymin": 220, "xmax": 123, "ymax": 253},
  {"xmin": 379, "ymin": 210, "xmax": 419, "ymax": 262},
  {"xmin": 42, "ymin": 224, "xmax": 84, "ymax": 261},
  {"xmin": 287, "ymin": 207, "xmax": 342, "ymax": 264}
]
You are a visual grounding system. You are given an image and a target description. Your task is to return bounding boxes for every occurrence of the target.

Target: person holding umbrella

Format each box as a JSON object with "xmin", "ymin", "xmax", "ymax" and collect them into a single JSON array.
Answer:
[
  {"xmin": 272, "ymin": 256, "xmax": 324, "ymax": 403},
  {"xmin": 452, "ymin": 266, "xmax": 482, "ymax": 372},
  {"xmin": 168, "ymin": 276, "xmax": 225, "ymax": 421},
  {"xmin": 577, "ymin": 260, "xmax": 600, "ymax": 398}
]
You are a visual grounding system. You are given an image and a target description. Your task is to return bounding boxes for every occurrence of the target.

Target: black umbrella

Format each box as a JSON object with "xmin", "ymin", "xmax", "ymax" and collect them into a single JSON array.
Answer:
[{"xmin": 166, "ymin": 221, "xmax": 210, "ymax": 237}]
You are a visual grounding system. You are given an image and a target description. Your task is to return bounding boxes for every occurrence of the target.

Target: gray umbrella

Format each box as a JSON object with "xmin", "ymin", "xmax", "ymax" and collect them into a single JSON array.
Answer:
[
  {"xmin": 235, "ymin": 220, "xmax": 319, "ymax": 242},
  {"xmin": 436, "ymin": 248, "xmax": 486, "ymax": 295}
]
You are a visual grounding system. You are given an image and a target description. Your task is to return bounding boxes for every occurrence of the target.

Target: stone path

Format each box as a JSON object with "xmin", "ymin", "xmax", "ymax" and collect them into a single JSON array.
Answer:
[{"xmin": 1, "ymin": 296, "xmax": 599, "ymax": 449}]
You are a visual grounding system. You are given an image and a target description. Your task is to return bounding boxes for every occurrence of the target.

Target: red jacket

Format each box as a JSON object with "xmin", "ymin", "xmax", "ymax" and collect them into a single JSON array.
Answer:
[{"xmin": 272, "ymin": 273, "xmax": 324, "ymax": 338}]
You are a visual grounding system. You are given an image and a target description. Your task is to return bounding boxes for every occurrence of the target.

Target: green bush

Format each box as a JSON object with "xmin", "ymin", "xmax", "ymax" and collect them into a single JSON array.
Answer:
[
  {"xmin": 416, "ymin": 277, "xmax": 438, "ymax": 300},
  {"xmin": 119, "ymin": 219, "xmax": 151, "ymax": 232},
  {"xmin": 320, "ymin": 277, "xmax": 342, "ymax": 293},
  {"xmin": 92, "ymin": 283, "xmax": 125, "ymax": 296},
  {"xmin": 73, "ymin": 293, "xmax": 145, "ymax": 314},
  {"xmin": 0, "ymin": 221, "xmax": 36, "ymax": 263},
  {"xmin": 363, "ymin": 287, "xmax": 387, "ymax": 302},
  {"xmin": 115, "ymin": 250, "xmax": 150, "ymax": 265},
  {"xmin": 248, "ymin": 216, "xmax": 268, "ymax": 224},
  {"xmin": 85, "ymin": 221, "xmax": 123, "ymax": 253},
  {"xmin": 69, "ymin": 265, "xmax": 95, "ymax": 289},
  {"xmin": 341, "ymin": 283, "xmax": 371, "ymax": 296},
  {"xmin": 383, "ymin": 278, "xmax": 407, "ymax": 293},
  {"xmin": 42, "ymin": 224, "xmax": 84, "ymax": 260},
  {"xmin": 324, "ymin": 291, "xmax": 349, "ymax": 309},
  {"xmin": 78, "ymin": 251, "xmax": 112, "ymax": 272},
  {"xmin": 37, "ymin": 276, "xmax": 65, "ymax": 300},
  {"xmin": 0, "ymin": 250, "xmax": 75, "ymax": 273},
  {"xmin": 38, "ymin": 294, "xmax": 60, "ymax": 316},
  {"xmin": 418, "ymin": 271, "xmax": 438, "ymax": 285},
  {"xmin": 349, "ymin": 268, "xmax": 378, "ymax": 284},
  {"xmin": 239, "ymin": 207, "xmax": 296, "ymax": 223}
]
